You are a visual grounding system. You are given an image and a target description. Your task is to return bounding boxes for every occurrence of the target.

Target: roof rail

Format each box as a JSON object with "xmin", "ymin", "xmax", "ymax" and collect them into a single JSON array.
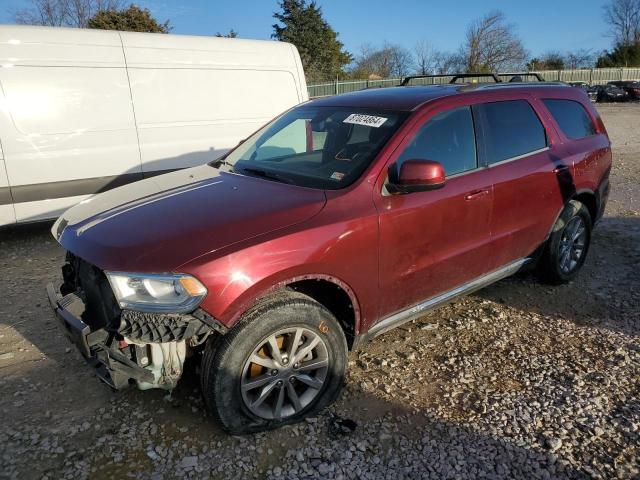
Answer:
[
  {"xmin": 401, "ymin": 73, "xmax": 502, "ymax": 86},
  {"xmin": 499, "ymin": 72, "xmax": 546, "ymax": 82}
]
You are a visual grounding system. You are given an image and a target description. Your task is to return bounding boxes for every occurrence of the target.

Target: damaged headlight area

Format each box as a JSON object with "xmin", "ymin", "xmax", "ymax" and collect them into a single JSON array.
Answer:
[
  {"xmin": 106, "ymin": 272, "xmax": 207, "ymax": 313},
  {"xmin": 49, "ymin": 256, "xmax": 226, "ymax": 391}
]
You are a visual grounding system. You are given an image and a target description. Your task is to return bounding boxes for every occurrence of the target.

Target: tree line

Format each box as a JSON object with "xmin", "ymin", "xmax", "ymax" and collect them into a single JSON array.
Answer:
[{"xmin": 10, "ymin": 0, "xmax": 640, "ymax": 82}]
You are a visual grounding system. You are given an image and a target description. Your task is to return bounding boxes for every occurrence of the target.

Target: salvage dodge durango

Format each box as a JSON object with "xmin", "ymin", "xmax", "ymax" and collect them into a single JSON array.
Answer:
[{"xmin": 48, "ymin": 81, "xmax": 611, "ymax": 433}]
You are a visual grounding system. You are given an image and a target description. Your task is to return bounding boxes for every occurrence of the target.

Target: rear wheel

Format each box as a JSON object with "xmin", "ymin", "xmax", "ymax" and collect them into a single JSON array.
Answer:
[
  {"xmin": 201, "ymin": 291, "xmax": 347, "ymax": 434},
  {"xmin": 537, "ymin": 200, "xmax": 592, "ymax": 284}
]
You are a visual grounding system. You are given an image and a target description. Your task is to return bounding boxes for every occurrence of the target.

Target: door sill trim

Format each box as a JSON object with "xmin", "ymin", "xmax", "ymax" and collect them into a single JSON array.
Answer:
[{"xmin": 365, "ymin": 258, "xmax": 530, "ymax": 340}]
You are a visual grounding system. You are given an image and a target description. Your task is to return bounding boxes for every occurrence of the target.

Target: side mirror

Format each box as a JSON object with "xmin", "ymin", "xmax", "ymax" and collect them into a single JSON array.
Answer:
[{"xmin": 387, "ymin": 159, "xmax": 446, "ymax": 194}]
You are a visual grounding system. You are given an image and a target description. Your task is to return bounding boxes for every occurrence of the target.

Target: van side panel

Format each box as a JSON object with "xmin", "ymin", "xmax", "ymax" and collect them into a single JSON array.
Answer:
[
  {"xmin": 0, "ymin": 26, "xmax": 307, "ymax": 223},
  {"xmin": 127, "ymin": 68, "xmax": 300, "ymax": 172},
  {"xmin": 121, "ymin": 32, "xmax": 305, "ymax": 173},
  {"xmin": 0, "ymin": 26, "xmax": 142, "ymax": 223}
]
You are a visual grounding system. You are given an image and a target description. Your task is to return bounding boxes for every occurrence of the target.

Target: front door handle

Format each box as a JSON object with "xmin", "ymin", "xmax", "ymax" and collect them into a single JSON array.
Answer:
[
  {"xmin": 553, "ymin": 165, "xmax": 569, "ymax": 173},
  {"xmin": 464, "ymin": 189, "xmax": 490, "ymax": 201}
]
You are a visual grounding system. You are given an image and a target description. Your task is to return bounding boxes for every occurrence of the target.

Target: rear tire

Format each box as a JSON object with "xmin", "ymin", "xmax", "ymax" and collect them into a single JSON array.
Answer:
[
  {"xmin": 537, "ymin": 200, "xmax": 592, "ymax": 285},
  {"xmin": 201, "ymin": 291, "xmax": 348, "ymax": 434}
]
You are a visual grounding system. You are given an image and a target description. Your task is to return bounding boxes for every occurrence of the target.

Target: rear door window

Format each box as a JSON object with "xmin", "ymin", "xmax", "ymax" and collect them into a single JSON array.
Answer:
[
  {"xmin": 475, "ymin": 100, "xmax": 547, "ymax": 165},
  {"xmin": 542, "ymin": 99, "xmax": 597, "ymax": 140},
  {"xmin": 397, "ymin": 106, "xmax": 477, "ymax": 176}
]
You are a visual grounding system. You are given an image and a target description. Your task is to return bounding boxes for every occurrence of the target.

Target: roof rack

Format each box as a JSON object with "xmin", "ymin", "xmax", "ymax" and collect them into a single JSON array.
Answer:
[
  {"xmin": 498, "ymin": 72, "xmax": 546, "ymax": 82},
  {"xmin": 401, "ymin": 73, "xmax": 501, "ymax": 86},
  {"xmin": 401, "ymin": 72, "xmax": 546, "ymax": 86}
]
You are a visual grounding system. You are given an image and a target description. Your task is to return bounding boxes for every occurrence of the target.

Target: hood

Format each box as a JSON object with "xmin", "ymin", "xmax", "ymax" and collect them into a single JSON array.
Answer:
[{"xmin": 54, "ymin": 165, "xmax": 326, "ymax": 271}]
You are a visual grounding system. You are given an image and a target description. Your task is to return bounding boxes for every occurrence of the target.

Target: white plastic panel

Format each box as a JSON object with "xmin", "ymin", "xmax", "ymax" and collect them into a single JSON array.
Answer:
[
  {"xmin": 1, "ymin": 66, "xmax": 136, "ymax": 135},
  {"xmin": 120, "ymin": 32, "xmax": 297, "ymax": 70},
  {"xmin": 0, "ymin": 25, "xmax": 123, "ymax": 68},
  {"xmin": 129, "ymin": 68, "xmax": 300, "ymax": 171},
  {"xmin": 0, "ymin": 65, "xmax": 141, "ymax": 221}
]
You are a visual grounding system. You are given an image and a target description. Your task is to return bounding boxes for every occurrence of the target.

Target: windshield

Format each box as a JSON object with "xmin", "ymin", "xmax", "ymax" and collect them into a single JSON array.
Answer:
[{"xmin": 215, "ymin": 106, "xmax": 407, "ymax": 189}]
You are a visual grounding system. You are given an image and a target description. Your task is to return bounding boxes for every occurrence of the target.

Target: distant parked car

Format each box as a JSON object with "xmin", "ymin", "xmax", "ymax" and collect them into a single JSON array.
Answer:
[
  {"xmin": 567, "ymin": 82, "xmax": 598, "ymax": 102},
  {"xmin": 607, "ymin": 80, "xmax": 640, "ymax": 100},
  {"xmin": 596, "ymin": 84, "xmax": 628, "ymax": 102}
]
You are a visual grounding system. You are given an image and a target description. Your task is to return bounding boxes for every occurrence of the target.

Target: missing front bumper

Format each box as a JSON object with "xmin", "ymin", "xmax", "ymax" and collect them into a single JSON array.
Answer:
[
  {"xmin": 46, "ymin": 280, "xmax": 227, "ymax": 390},
  {"xmin": 47, "ymin": 283, "xmax": 161, "ymax": 389}
]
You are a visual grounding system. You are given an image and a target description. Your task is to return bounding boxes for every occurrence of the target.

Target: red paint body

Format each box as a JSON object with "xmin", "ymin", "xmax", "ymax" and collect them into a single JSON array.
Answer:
[{"xmin": 58, "ymin": 84, "xmax": 612, "ymax": 337}]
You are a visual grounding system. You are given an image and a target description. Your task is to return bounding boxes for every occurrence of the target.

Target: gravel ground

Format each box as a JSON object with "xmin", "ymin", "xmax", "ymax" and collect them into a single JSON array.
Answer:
[{"xmin": 1, "ymin": 103, "xmax": 639, "ymax": 480}]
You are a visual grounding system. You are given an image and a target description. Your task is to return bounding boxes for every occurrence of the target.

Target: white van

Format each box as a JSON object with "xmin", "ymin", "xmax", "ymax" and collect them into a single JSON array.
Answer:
[{"xmin": 0, "ymin": 25, "xmax": 308, "ymax": 226}]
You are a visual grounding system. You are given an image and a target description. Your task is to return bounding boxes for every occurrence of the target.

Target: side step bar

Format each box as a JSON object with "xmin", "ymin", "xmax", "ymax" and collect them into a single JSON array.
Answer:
[{"xmin": 365, "ymin": 258, "xmax": 530, "ymax": 340}]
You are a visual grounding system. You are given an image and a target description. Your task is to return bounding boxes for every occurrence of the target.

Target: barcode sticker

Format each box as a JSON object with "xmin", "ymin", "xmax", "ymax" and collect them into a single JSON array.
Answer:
[{"xmin": 343, "ymin": 114, "xmax": 388, "ymax": 128}]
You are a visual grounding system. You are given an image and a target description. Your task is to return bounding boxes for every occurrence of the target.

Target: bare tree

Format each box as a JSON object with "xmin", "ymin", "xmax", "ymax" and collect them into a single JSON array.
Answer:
[
  {"xmin": 387, "ymin": 42, "xmax": 413, "ymax": 77},
  {"xmin": 433, "ymin": 51, "xmax": 464, "ymax": 74},
  {"xmin": 351, "ymin": 44, "xmax": 392, "ymax": 78},
  {"xmin": 216, "ymin": 29, "xmax": 239, "ymax": 38},
  {"xmin": 414, "ymin": 40, "xmax": 437, "ymax": 74},
  {"xmin": 351, "ymin": 42, "xmax": 413, "ymax": 78},
  {"xmin": 460, "ymin": 10, "xmax": 527, "ymax": 72},
  {"xmin": 15, "ymin": 0, "xmax": 122, "ymax": 28},
  {"xmin": 564, "ymin": 49, "xmax": 595, "ymax": 69},
  {"xmin": 603, "ymin": 0, "xmax": 640, "ymax": 45}
]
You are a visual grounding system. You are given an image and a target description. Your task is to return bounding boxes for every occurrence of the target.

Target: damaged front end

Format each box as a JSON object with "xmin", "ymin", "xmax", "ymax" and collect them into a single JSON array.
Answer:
[{"xmin": 47, "ymin": 254, "xmax": 226, "ymax": 390}]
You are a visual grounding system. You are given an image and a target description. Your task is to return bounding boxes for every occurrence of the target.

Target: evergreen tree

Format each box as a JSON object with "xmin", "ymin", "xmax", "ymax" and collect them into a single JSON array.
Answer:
[
  {"xmin": 88, "ymin": 4, "xmax": 170, "ymax": 33},
  {"xmin": 272, "ymin": 0, "xmax": 352, "ymax": 82},
  {"xmin": 596, "ymin": 41, "xmax": 640, "ymax": 67}
]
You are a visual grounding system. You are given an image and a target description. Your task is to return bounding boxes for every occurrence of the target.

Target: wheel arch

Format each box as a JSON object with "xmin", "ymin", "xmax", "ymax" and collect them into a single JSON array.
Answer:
[
  {"xmin": 572, "ymin": 188, "xmax": 598, "ymax": 223},
  {"xmin": 228, "ymin": 273, "xmax": 361, "ymax": 350},
  {"xmin": 546, "ymin": 188, "xmax": 598, "ymax": 240}
]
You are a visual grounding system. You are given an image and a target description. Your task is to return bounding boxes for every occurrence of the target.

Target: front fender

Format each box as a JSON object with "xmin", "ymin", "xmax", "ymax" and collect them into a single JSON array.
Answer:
[{"xmin": 179, "ymin": 213, "xmax": 378, "ymax": 333}]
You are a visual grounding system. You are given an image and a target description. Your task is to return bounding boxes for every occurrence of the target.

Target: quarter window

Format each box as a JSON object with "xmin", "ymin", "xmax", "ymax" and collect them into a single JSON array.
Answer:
[
  {"xmin": 543, "ymin": 99, "xmax": 597, "ymax": 140},
  {"xmin": 475, "ymin": 100, "xmax": 547, "ymax": 164},
  {"xmin": 397, "ymin": 106, "xmax": 477, "ymax": 176}
]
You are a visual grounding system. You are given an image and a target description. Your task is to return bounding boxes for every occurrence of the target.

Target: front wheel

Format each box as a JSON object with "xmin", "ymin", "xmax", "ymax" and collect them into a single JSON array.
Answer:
[
  {"xmin": 537, "ymin": 200, "xmax": 592, "ymax": 284},
  {"xmin": 201, "ymin": 291, "xmax": 348, "ymax": 434}
]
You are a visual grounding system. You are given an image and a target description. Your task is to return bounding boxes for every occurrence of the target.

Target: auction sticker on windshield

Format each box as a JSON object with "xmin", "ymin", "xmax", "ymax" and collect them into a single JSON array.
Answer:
[{"xmin": 343, "ymin": 113, "xmax": 388, "ymax": 128}]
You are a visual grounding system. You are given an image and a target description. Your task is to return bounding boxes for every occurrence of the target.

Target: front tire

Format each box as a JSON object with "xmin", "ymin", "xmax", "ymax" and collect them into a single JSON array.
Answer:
[
  {"xmin": 537, "ymin": 200, "xmax": 592, "ymax": 284},
  {"xmin": 201, "ymin": 291, "xmax": 348, "ymax": 434}
]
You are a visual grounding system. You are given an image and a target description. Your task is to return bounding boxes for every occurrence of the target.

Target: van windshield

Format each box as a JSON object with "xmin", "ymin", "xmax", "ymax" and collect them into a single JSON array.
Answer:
[{"xmin": 214, "ymin": 106, "xmax": 407, "ymax": 189}]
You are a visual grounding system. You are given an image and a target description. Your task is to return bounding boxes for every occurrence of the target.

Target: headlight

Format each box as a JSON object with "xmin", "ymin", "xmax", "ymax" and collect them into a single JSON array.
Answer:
[{"xmin": 106, "ymin": 272, "xmax": 207, "ymax": 313}]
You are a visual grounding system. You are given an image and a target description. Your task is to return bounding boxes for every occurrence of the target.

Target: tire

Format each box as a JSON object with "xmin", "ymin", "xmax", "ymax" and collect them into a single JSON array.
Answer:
[
  {"xmin": 201, "ymin": 290, "xmax": 348, "ymax": 434},
  {"xmin": 537, "ymin": 200, "xmax": 592, "ymax": 285}
]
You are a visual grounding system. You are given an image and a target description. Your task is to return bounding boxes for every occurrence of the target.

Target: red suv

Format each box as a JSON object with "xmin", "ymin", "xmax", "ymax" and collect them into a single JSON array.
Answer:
[{"xmin": 48, "ymin": 81, "xmax": 611, "ymax": 433}]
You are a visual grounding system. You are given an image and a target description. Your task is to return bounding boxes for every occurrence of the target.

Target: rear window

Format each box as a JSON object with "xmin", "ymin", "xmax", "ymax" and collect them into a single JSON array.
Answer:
[
  {"xmin": 475, "ymin": 100, "xmax": 547, "ymax": 164},
  {"xmin": 543, "ymin": 99, "xmax": 597, "ymax": 140}
]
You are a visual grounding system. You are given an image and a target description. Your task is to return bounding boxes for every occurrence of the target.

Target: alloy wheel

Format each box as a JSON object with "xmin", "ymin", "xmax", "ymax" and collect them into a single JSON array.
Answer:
[
  {"xmin": 240, "ymin": 327, "xmax": 329, "ymax": 420},
  {"xmin": 558, "ymin": 216, "xmax": 587, "ymax": 274}
]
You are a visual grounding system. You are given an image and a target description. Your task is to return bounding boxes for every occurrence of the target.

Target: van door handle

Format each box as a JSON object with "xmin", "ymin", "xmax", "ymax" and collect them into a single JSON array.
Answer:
[
  {"xmin": 464, "ymin": 189, "xmax": 490, "ymax": 201},
  {"xmin": 553, "ymin": 165, "xmax": 569, "ymax": 173}
]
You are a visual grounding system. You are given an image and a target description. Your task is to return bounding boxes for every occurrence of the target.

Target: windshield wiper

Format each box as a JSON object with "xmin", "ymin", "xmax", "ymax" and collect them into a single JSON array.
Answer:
[{"xmin": 238, "ymin": 167, "xmax": 294, "ymax": 185}]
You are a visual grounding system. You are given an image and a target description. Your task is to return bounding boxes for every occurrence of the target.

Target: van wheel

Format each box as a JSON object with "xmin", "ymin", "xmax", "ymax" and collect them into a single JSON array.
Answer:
[
  {"xmin": 537, "ymin": 200, "xmax": 592, "ymax": 284},
  {"xmin": 201, "ymin": 291, "xmax": 348, "ymax": 434}
]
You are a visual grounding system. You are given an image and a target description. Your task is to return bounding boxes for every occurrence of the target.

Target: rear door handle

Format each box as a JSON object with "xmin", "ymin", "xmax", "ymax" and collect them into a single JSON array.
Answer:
[
  {"xmin": 464, "ymin": 189, "xmax": 490, "ymax": 201},
  {"xmin": 553, "ymin": 165, "xmax": 569, "ymax": 173}
]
